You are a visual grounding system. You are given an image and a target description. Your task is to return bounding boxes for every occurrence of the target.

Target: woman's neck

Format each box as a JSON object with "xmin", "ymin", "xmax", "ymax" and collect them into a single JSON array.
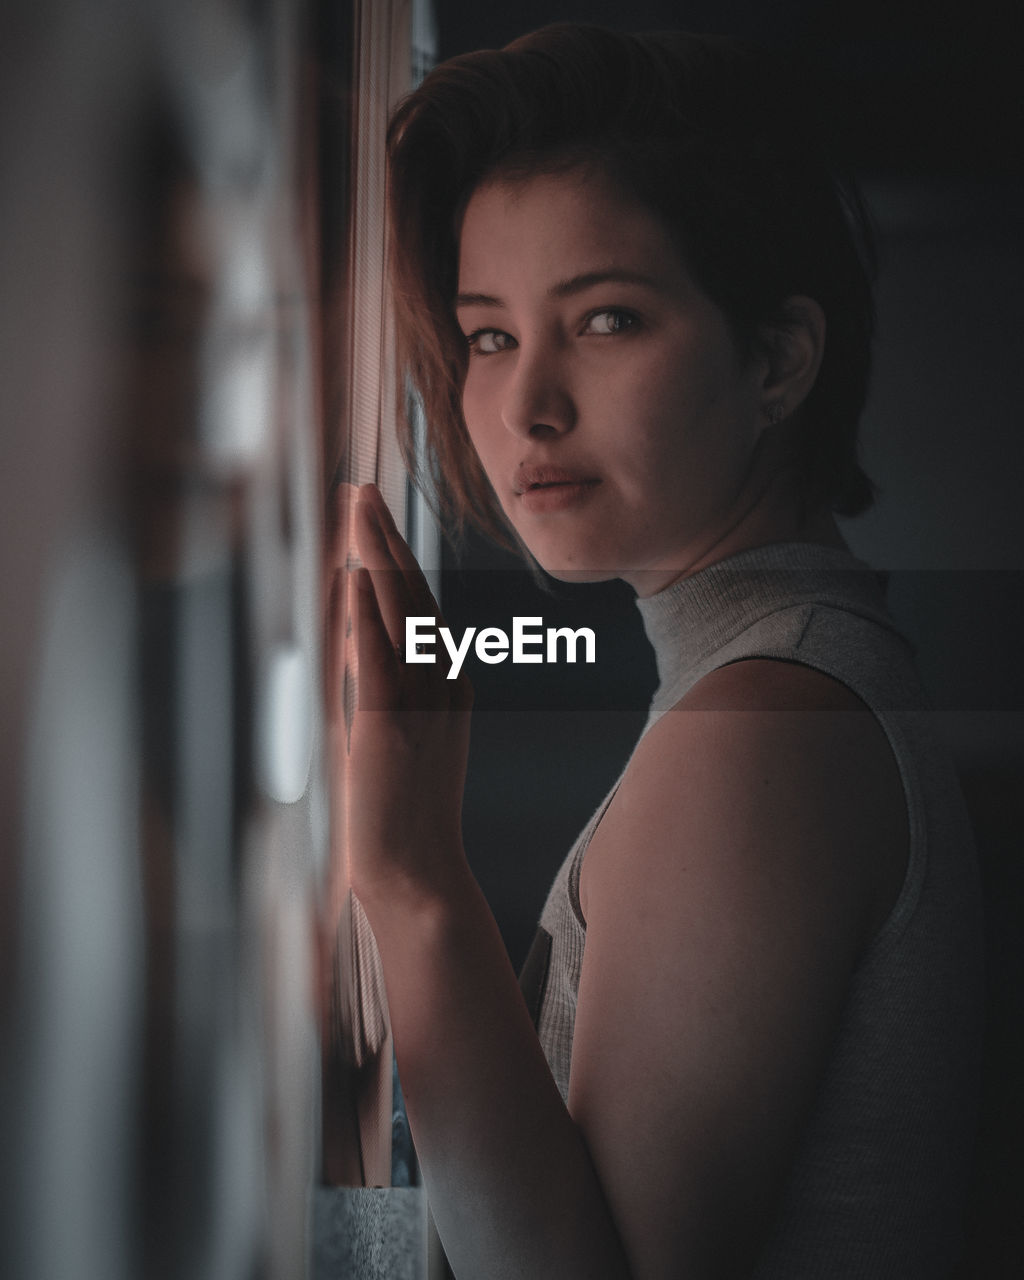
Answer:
[{"xmin": 627, "ymin": 447, "xmax": 848, "ymax": 599}]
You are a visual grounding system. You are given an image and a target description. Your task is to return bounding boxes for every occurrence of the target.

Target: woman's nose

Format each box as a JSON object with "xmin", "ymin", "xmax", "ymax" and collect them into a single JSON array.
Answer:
[{"xmin": 500, "ymin": 345, "xmax": 576, "ymax": 438}]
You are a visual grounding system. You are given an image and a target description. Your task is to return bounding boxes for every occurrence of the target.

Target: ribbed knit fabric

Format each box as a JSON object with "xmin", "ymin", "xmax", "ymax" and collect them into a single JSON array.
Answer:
[{"xmin": 527, "ymin": 542, "xmax": 984, "ymax": 1278}]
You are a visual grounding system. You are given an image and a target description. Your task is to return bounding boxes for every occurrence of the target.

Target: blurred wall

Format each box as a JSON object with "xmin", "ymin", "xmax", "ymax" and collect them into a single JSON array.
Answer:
[{"xmin": 2, "ymin": 2, "xmax": 326, "ymax": 1276}]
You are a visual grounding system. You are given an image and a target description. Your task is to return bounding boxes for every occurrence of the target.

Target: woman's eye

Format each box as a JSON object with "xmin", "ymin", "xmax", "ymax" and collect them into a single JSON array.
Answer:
[
  {"xmin": 582, "ymin": 309, "xmax": 637, "ymax": 336},
  {"xmin": 466, "ymin": 329, "xmax": 516, "ymax": 355}
]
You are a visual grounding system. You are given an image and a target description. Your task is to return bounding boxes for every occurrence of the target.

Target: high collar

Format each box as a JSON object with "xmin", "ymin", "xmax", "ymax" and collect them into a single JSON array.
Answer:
[{"xmin": 635, "ymin": 542, "xmax": 896, "ymax": 712}]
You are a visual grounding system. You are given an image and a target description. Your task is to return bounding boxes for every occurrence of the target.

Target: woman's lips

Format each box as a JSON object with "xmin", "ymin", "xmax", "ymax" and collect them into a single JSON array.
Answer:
[{"xmin": 514, "ymin": 469, "xmax": 601, "ymax": 513}]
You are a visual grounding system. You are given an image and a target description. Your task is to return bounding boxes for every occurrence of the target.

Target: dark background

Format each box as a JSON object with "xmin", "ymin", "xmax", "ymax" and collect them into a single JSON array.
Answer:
[
  {"xmin": 436, "ymin": 0, "xmax": 1023, "ymax": 178},
  {"xmin": 428, "ymin": 3, "xmax": 1024, "ymax": 1273}
]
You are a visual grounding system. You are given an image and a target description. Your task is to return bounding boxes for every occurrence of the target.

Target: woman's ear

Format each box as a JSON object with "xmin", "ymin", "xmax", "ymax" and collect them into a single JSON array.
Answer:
[{"xmin": 757, "ymin": 296, "xmax": 826, "ymax": 428}]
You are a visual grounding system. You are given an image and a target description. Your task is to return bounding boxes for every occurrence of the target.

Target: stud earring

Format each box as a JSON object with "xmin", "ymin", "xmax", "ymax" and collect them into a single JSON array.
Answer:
[{"xmin": 766, "ymin": 402, "xmax": 785, "ymax": 427}]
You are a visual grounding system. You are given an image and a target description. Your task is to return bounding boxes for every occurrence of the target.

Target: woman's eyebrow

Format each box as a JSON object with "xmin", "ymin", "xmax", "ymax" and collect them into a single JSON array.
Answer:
[
  {"xmin": 456, "ymin": 269, "xmax": 663, "ymax": 311},
  {"xmin": 549, "ymin": 268, "xmax": 663, "ymax": 298},
  {"xmin": 455, "ymin": 291, "xmax": 503, "ymax": 310}
]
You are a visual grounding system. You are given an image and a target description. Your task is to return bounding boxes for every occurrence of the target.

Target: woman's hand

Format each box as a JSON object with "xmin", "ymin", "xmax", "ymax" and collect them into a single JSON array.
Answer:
[
  {"xmin": 322, "ymin": 486, "xmax": 633, "ymax": 1280},
  {"xmin": 329, "ymin": 483, "xmax": 473, "ymax": 916}
]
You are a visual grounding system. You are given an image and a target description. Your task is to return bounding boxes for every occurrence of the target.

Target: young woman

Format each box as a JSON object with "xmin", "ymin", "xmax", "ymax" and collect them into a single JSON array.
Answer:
[{"xmin": 336, "ymin": 24, "xmax": 983, "ymax": 1278}]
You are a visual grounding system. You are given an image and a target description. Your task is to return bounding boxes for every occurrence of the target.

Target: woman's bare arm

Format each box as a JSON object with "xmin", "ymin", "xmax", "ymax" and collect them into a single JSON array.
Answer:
[{"xmin": 572, "ymin": 659, "xmax": 908, "ymax": 1277}]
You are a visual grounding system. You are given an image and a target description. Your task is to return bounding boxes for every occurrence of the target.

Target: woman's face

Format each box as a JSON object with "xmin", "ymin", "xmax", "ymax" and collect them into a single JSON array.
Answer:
[{"xmin": 455, "ymin": 166, "xmax": 771, "ymax": 593}]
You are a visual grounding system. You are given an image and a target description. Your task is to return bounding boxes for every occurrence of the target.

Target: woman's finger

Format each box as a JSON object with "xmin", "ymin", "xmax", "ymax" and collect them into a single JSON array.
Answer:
[
  {"xmin": 358, "ymin": 484, "xmax": 440, "ymax": 615},
  {"xmin": 353, "ymin": 566, "xmax": 402, "ymax": 712},
  {"xmin": 361, "ymin": 485, "xmax": 432, "ymax": 586},
  {"xmin": 327, "ymin": 482, "xmax": 359, "ymax": 571},
  {"xmin": 355, "ymin": 487, "xmax": 475, "ymax": 708},
  {"xmin": 355, "ymin": 486, "xmax": 445, "ymax": 655},
  {"xmin": 353, "ymin": 486, "xmax": 473, "ymax": 709},
  {"xmin": 325, "ymin": 566, "xmax": 346, "ymax": 718},
  {"xmin": 354, "ymin": 491, "xmax": 415, "ymax": 648}
]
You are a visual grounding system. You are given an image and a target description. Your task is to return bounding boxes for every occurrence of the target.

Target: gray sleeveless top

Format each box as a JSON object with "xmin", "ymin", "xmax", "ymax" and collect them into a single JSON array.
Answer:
[{"xmin": 522, "ymin": 542, "xmax": 984, "ymax": 1278}]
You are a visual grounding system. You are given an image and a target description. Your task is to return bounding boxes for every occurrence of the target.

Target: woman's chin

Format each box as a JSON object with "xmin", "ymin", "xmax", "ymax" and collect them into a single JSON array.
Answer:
[
  {"xmin": 532, "ymin": 559, "xmax": 623, "ymax": 586},
  {"xmin": 518, "ymin": 530, "xmax": 665, "ymax": 588}
]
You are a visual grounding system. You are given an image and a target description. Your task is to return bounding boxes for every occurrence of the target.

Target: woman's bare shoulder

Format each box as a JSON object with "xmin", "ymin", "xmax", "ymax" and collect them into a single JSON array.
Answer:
[{"xmin": 581, "ymin": 655, "xmax": 908, "ymax": 936}]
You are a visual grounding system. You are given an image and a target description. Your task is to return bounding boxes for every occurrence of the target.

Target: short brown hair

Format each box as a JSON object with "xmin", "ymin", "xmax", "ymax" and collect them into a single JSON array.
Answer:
[{"xmin": 386, "ymin": 23, "xmax": 876, "ymax": 547}]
